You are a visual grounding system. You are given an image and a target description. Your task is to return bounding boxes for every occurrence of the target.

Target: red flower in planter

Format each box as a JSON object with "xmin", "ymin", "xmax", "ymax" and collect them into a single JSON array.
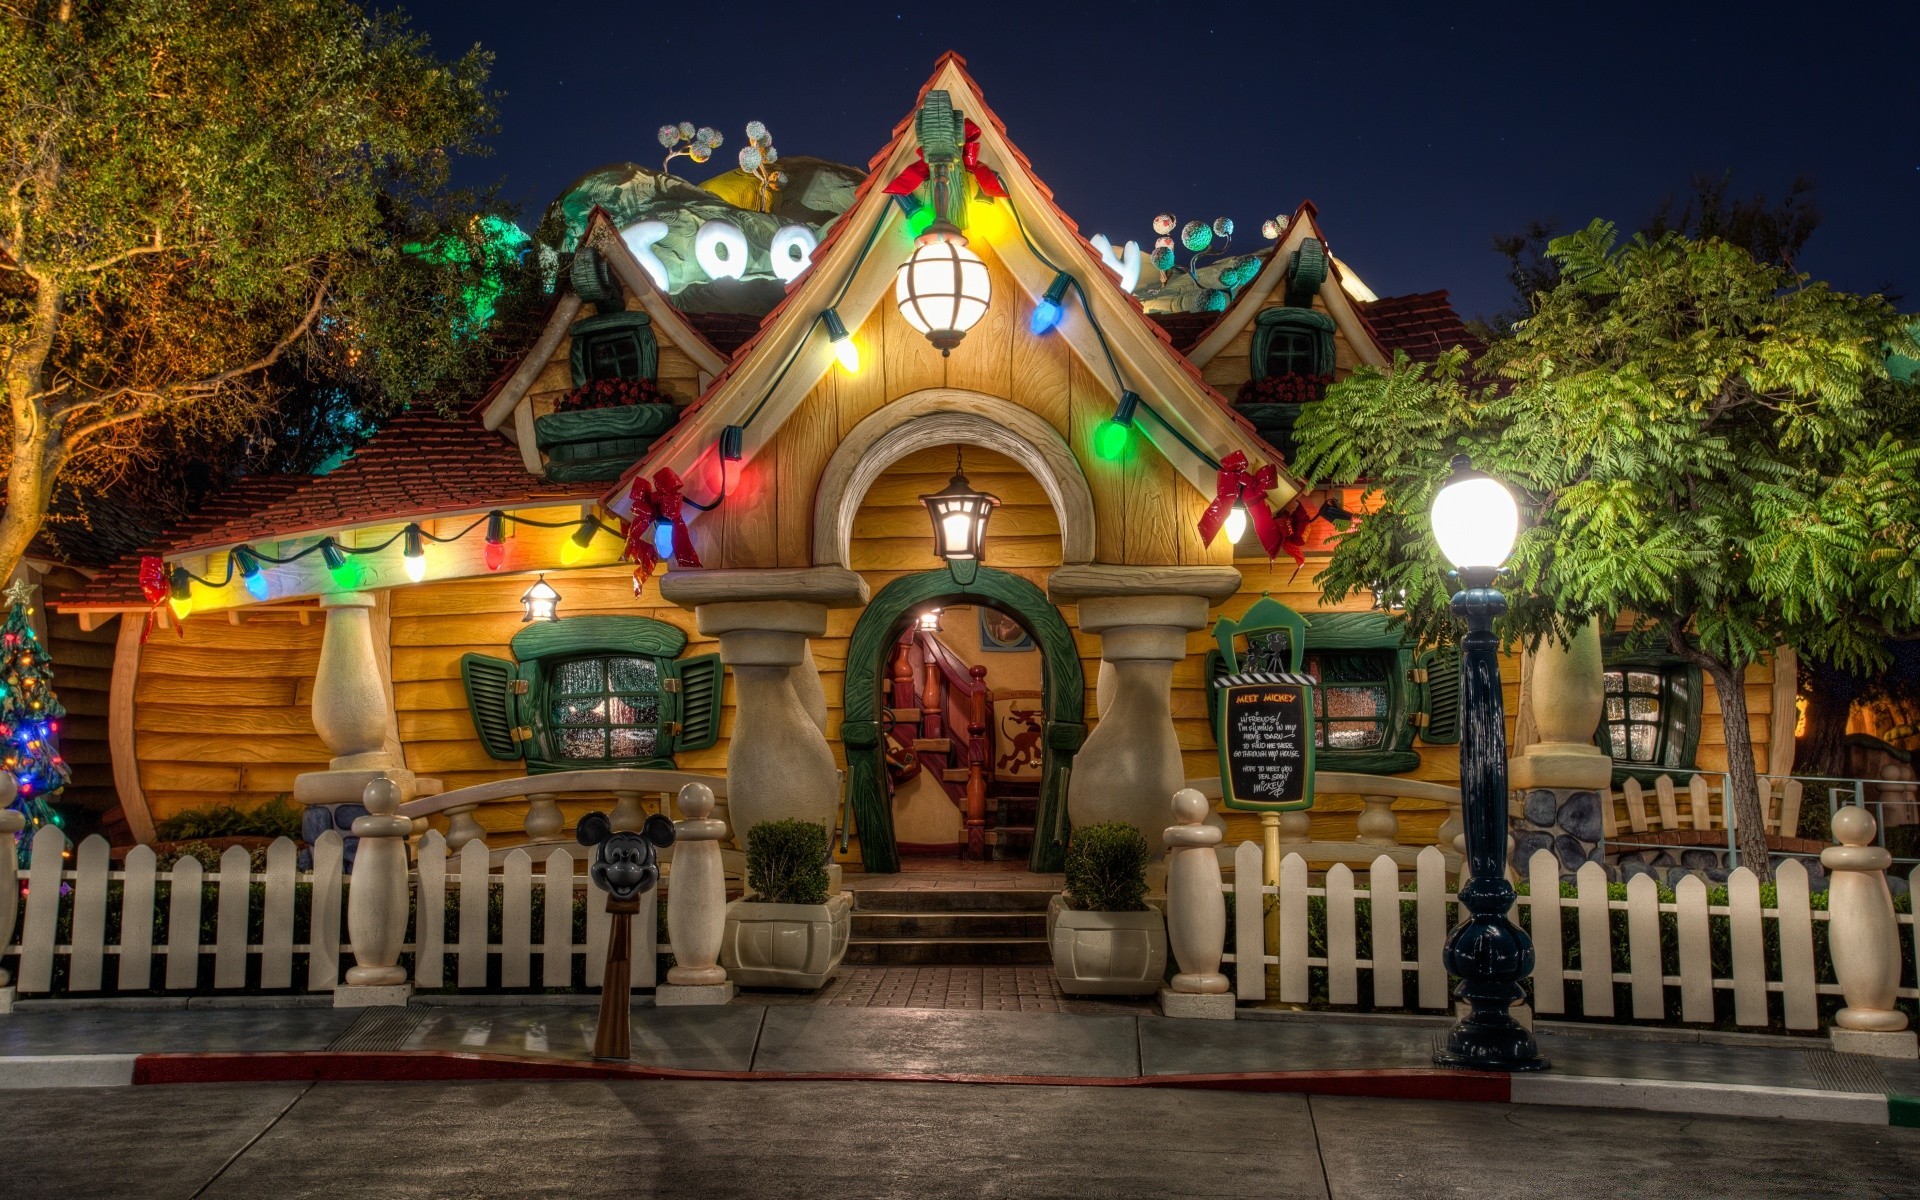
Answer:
[
  {"xmin": 1236, "ymin": 374, "xmax": 1333, "ymax": 406},
  {"xmin": 554, "ymin": 376, "xmax": 672, "ymax": 413}
]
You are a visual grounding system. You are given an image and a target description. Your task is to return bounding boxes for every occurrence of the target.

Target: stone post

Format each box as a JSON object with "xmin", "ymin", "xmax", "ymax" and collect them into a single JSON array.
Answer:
[
  {"xmin": 661, "ymin": 568, "xmax": 869, "ymax": 842},
  {"xmin": 295, "ymin": 592, "xmax": 418, "ymax": 865},
  {"xmin": 337, "ymin": 777, "xmax": 413, "ymax": 1008},
  {"xmin": 1161, "ymin": 787, "xmax": 1233, "ymax": 1019},
  {"xmin": 1050, "ymin": 566, "xmax": 1240, "ymax": 853},
  {"xmin": 658, "ymin": 781, "xmax": 734, "ymax": 1006},
  {"xmin": 1508, "ymin": 618, "xmax": 1613, "ymax": 879},
  {"xmin": 1824, "ymin": 806, "xmax": 1918, "ymax": 1059},
  {"xmin": 0, "ymin": 774, "xmax": 21, "ymax": 1012}
]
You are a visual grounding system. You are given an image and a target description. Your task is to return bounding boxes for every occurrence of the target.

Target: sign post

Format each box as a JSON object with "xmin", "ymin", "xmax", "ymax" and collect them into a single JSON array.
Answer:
[{"xmin": 1213, "ymin": 670, "xmax": 1318, "ymax": 813}]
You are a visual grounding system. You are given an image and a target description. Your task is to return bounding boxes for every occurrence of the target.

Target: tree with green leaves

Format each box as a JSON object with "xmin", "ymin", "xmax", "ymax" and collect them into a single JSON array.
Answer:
[
  {"xmin": 1, "ymin": 0, "xmax": 526, "ymax": 581},
  {"xmin": 1295, "ymin": 222, "xmax": 1920, "ymax": 877}
]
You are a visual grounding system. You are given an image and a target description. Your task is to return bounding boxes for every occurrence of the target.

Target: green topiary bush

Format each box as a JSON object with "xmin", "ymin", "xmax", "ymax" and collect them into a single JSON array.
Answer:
[
  {"xmin": 1063, "ymin": 822, "xmax": 1151, "ymax": 912},
  {"xmin": 745, "ymin": 819, "xmax": 830, "ymax": 905}
]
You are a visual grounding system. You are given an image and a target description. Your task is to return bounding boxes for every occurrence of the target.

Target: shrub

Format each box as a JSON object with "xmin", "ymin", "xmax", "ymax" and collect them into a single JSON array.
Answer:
[
  {"xmin": 744, "ymin": 819, "xmax": 830, "ymax": 905},
  {"xmin": 155, "ymin": 795, "xmax": 302, "ymax": 842},
  {"xmin": 1063, "ymin": 822, "xmax": 1151, "ymax": 912}
]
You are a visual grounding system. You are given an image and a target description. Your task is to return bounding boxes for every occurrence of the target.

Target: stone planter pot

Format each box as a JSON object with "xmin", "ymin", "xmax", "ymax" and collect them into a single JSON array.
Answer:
[
  {"xmin": 535, "ymin": 404, "xmax": 682, "ymax": 483},
  {"xmin": 719, "ymin": 891, "xmax": 852, "ymax": 989},
  {"xmin": 1047, "ymin": 894, "xmax": 1167, "ymax": 996}
]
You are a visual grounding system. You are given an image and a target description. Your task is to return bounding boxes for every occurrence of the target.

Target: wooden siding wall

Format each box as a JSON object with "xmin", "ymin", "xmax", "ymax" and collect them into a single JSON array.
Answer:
[
  {"xmin": 133, "ymin": 611, "xmax": 328, "ymax": 824},
  {"xmin": 682, "ymin": 240, "xmax": 1232, "ymax": 572},
  {"xmin": 35, "ymin": 567, "xmax": 117, "ymax": 830}
]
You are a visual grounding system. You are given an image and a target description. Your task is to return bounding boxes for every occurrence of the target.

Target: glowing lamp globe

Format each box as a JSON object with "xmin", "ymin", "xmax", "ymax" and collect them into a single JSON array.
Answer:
[
  {"xmin": 917, "ymin": 608, "xmax": 943, "ymax": 633},
  {"xmin": 1429, "ymin": 456, "xmax": 1519, "ymax": 571},
  {"xmin": 895, "ymin": 236, "xmax": 990, "ymax": 356},
  {"xmin": 919, "ymin": 466, "xmax": 998, "ymax": 563},
  {"xmin": 520, "ymin": 575, "xmax": 561, "ymax": 623}
]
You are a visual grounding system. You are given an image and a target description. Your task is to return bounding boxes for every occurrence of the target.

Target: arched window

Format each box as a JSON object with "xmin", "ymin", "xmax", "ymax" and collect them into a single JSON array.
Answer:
[{"xmin": 1251, "ymin": 308, "xmax": 1336, "ymax": 382}]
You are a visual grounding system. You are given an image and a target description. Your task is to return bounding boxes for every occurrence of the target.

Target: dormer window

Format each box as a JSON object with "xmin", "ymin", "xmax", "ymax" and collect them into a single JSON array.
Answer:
[
  {"xmin": 1251, "ymin": 308, "xmax": 1336, "ymax": 383},
  {"xmin": 568, "ymin": 312, "xmax": 658, "ymax": 386}
]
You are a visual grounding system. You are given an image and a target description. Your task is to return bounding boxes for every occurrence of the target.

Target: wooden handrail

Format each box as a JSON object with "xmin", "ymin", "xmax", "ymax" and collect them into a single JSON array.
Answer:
[
  {"xmin": 965, "ymin": 664, "xmax": 989, "ymax": 859},
  {"xmin": 398, "ymin": 768, "xmax": 728, "ymax": 820}
]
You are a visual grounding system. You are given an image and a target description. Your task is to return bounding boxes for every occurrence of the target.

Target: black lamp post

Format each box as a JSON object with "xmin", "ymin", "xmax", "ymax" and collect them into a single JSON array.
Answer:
[{"xmin": 1429, "ymin": 455, "xmax": 1549, "ymax": 1072}]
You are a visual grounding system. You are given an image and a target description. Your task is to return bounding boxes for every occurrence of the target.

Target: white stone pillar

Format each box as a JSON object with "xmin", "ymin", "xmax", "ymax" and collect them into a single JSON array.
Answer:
[
  {"xmin": 295, "ymin": 591, "xmax": 417, "ymax": 809},
  {"xmin": 337, "ymin": 777, "xmax": 413, "ymax": 1007},
  {"xmin": 658, "ymin": 781, "xmax": 734, "ymax": 1005},
  {"xmin": 1824, "ymin": 806, "xmax": 1918, "ymax": 1059},
  {"xmin": 661, "ymin": 568, "xmax": 869, "ymax": 842},
  {"xmin": 1161, "ymin": 787, "xmax": 1233, "ymax": 1018},
  {"xmin": 1050, "ymin": 566, "xmax": 1240, "ymax": 854},
  {"xmin": 1509, "ymin": 618, "xmax": 1613, "ymax": 878},
  {"xmin": 0, "ymin": 777, "xmax": 22, "ymax": 1011}
]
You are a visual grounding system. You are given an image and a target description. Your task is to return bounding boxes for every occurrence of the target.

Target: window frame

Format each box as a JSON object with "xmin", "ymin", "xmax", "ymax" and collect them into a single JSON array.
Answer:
[
  {"xmin": 1250, "ymin": 308, "xmax": 1336, "ymax": 381},
  {"xmin": 1208, "ymin": 609, "xmax": 1423, "ymax": 774},
  {"xmin": 567, "ymin": 312, "xmax": 658, "ymax": 387},
  {"xmin": 540, "ymin": 651, "xmax": 672, "ymax": 767},
  {"xmin": 1595, "ymin": 637, "xmax": 1704, "ymax": 785}
]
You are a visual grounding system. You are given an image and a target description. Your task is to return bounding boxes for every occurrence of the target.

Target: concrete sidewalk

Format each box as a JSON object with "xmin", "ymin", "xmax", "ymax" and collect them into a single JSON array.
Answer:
[{"xmin": 1, "ymin": 995, "xmax": 1917, "ymax": 1128}]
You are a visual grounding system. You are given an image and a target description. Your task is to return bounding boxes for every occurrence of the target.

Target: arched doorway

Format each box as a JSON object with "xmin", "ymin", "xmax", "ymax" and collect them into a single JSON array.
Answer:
[{"xmin": 842, "ymin": 567, "xmax": 1084, "ymax": 874}]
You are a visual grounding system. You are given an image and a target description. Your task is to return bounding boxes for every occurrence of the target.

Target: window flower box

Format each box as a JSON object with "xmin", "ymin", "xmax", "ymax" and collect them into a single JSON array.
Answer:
[{"xmin": 535, "ymin": 379, "xmax": 682, "ymax": 483}]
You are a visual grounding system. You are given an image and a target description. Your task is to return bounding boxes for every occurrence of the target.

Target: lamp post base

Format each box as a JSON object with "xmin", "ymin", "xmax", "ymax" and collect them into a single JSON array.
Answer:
[{"xmin": 1435, "ymin": 1010, "xmax": 1550, "ymax": 1073}]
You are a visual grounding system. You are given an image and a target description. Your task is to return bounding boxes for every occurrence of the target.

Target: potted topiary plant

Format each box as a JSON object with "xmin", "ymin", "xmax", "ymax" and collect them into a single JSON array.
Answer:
[
  {"xmin": 719, "ymin": 818, "xmax": 851, "ymax": 989},
  {"xmin": 1049, "ymin": 821, "xmax": 1167, "ymax": 995}
]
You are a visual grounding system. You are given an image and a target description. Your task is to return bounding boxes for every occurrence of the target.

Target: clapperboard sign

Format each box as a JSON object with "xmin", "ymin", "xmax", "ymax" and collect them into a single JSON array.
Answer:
[{"xmin": 1214, "ymin": 669, "xmax": 1317, "ymax": 812}]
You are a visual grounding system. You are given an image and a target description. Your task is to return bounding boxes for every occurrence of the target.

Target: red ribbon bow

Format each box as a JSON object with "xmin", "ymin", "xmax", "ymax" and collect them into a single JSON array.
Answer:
[
  {"xmin": 1197, "ymin": 451, "xmax": 1289, "ymax": 561},
  {"xmin": 883, "ymin": 118, "xmax": 1008, "ymax": 200},
  {"xmin": 136, "ymin": 555, "xmax": 182, "ymax": 643},
  {"xmin": 624, "ymin": 469, "xmax": 702, "ymax": 595}
]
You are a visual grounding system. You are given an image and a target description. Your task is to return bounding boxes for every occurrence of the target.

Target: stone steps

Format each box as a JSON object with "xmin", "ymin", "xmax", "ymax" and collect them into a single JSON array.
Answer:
[{"xmin": 847, "ymin": 886, "xmax": 1056, "ymax": 966}]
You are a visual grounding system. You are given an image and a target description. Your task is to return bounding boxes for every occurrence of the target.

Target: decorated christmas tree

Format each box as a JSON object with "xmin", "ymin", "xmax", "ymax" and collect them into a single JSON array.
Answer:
[{"xmin": 0, "ymin": 579, "xmax": 68, "ymax": 846}]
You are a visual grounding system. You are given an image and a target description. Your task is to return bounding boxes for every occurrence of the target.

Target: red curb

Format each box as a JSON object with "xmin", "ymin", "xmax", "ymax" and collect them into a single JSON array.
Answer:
[{"xmin": 129, "ymin": 1051, "xmax": 1513, "ymax": 1102}]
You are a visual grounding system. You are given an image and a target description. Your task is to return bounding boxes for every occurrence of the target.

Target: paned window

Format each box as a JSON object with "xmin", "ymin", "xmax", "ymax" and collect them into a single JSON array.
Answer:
[
  {"xmin": 1596, "ymin": 656, "xmax": 1701, "ymax": 781},
  {"xmin": 584, "ymin": 334, "xmax": 643, "ymax": 381},
  {"xmin": 1604, "ymin": 668, "xmax": 1668, "ymax": 764},
  {"xmin": 1307, "ymin": 650, "xmax": 1394, "ymax": 750},
  {"xmin": 549, "ymin": 655, "xmax": 663, "ymax": 761},
  {"xmin": 1264, "ymin": 327, "xmax": 1322, "ymax": 378}
]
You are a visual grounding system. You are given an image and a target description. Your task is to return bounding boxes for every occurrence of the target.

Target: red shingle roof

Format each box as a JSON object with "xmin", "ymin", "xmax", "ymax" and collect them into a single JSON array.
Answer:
[
  {"xmin": 52, "ymin": 474, "xmax": 316, "ymax": 608},
  {"xmin": 1357, "ymin": 291, "xmax": 1483, "ymax": 362},
  {"xmin": 163, "ymin": 412, "xmax": 600, "ymax": 556}
]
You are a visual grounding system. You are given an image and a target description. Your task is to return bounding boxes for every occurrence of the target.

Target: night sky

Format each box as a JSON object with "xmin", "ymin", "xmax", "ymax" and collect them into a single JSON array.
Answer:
[{"xmin": 404, "ymin": 0, "xmax": 1918, "ymax": 321}]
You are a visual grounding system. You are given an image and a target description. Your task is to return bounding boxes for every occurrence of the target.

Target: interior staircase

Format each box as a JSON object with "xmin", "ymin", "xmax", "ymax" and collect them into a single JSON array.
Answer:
[{"xmin": 845, "ymin": 884, "xmax": 1053, "ymax": 965}]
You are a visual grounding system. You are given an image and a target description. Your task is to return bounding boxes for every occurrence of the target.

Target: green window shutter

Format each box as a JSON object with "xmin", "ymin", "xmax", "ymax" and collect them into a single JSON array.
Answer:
[
  {"xmin": 460, "ymin": 652, "xmax": 527, "ymax": 761},
  {"xmin": 1413, "ymin": 648, "xmax": 1462, "ymax": 745},
  {"xmin": 664, "ymin": 652, "xmax": 724, "ymax": 755}
]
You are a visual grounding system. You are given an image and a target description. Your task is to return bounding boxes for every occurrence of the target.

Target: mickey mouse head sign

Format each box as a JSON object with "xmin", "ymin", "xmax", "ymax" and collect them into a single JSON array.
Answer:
[{"xmin": 577, "ymin": 810, "xmax": 676, "ymax": 902}]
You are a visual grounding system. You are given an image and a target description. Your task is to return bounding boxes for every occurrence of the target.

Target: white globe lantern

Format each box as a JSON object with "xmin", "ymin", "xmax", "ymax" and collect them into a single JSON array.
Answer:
[
  {"xmin": 895, "ymin": 236, "xmax": 991, "ymax": 356},
  {"xmin": 1429, "ymin": 455, "xmax": 1519, "ymax": 571}
]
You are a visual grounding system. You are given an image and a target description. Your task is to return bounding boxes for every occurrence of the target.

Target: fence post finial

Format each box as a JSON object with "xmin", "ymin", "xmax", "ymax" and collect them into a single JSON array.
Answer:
[
  {"xmin": 1823, "ymin": 805, "xmax": 1918, "ymax": 1059},
  {"xmin": 337, "ymin": 776, "xmax": 414, "ymax": 1007},
  {"xmin": 659, "ymin": 782, "xmax": 735, "ymax": 1005},
  {"xmin": 1162, "ymin": 788, "xmax": 1233, "ymax": 1019}
]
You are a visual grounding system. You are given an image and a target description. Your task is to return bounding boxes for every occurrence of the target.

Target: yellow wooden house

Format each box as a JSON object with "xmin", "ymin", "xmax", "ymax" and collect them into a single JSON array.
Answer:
[{"xmin": 46, "ymin": 54, "xmax": 1796, "ymax": 876}]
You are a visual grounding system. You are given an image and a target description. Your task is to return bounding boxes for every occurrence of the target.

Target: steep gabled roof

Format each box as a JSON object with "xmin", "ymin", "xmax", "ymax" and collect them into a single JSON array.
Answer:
[
  {"xmin": 604, "ymin": 52, "xmax": 1302, "ymax": 520},
  {"xmin": 1185, "ymin": 203, "xmax": 1394, "ymax": 372},
  {"xmin": 477, "ymin": 207, "xmax": 730, "ymax": 435}
]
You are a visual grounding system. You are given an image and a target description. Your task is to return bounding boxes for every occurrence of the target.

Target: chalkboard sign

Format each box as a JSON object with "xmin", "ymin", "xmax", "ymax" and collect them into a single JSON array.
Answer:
[{"xmin": 1215, "ymin": 670, "xmax": 1317, "ymax": 812}]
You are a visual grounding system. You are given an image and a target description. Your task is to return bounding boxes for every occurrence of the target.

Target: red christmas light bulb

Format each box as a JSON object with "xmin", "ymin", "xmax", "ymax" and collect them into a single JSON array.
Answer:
[{"xmin": 485, "ymin": 538, "xmax": 506, "ymax": 571}]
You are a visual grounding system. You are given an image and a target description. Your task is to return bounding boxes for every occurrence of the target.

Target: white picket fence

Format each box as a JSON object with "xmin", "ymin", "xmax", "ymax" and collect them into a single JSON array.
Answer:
[
  {"xmin": 0, "ymin": 827, "xmax": 655, "ymax": 996},
  {"xmin": 1224, "ymin": 844, "xmax": 1920, "ymax": 1030}
]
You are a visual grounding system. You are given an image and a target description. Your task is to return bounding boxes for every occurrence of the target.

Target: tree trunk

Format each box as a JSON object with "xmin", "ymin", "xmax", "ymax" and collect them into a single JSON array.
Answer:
[
  {"xmin": 1703, "ymin": 658, "xmax": 1771, "ymax": 881},
  {"xmin": 0, "ymin": 413, "xmax": 57, "ymax": 582},
  {"xmin": 1795, "ymin": 658, "xmax": 1860, "ymax": 778}
]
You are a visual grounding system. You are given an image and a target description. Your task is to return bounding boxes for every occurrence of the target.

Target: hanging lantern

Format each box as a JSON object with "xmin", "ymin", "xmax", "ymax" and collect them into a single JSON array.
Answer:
[
  {"xmin": 919, "ymin": 450, "xmax": 998, "ymax": 566},
  {"xmin": 520, "ymin": 574, "xmax": 561, "ymax": 623},
  {"xmin": 917, "ymin": 608, "xmax": 943, "ymax": 633},
  {"xmin": 896, "ymin": 234, "xmax": 991, "ymax": 356}
]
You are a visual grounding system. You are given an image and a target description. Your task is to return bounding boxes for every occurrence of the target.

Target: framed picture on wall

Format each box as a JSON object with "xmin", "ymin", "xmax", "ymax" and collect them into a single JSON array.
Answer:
[{"xmin": 978, "ymin": 607, "xmax": 1034, "ymax": 652}]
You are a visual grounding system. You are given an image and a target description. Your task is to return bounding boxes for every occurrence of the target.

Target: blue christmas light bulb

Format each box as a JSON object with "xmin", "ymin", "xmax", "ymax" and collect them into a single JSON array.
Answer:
[{"xmin": 653, "ymin": 520, "xmax": 676, "ymax": 560}]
